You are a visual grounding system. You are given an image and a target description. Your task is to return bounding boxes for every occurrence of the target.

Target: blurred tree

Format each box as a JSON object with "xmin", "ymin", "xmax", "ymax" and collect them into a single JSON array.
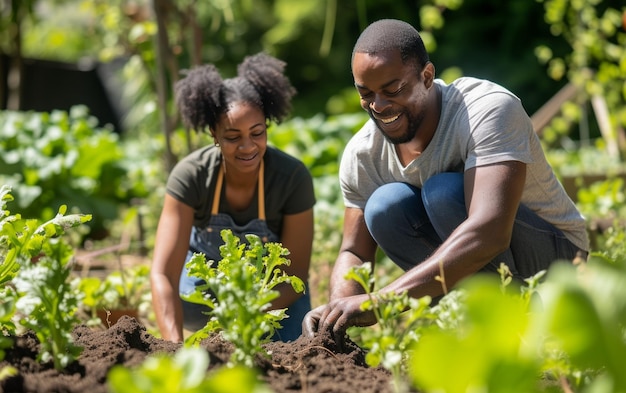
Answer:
[
  {"xmin": 5, "ymin": 0, "xmax": 623, "ymax": 166},
  {"xmin": 0, "ymin": 0, "xmax": 36, "ymax": 110},
  {"xmin": 534, "ymin": 0, "xmax": 626, "ymax": 161}
]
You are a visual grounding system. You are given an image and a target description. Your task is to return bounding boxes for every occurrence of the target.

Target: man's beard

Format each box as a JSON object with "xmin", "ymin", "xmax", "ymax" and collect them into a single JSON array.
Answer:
[{"xmin": 372, "ymin": 108, "xmax": 425, "ymax": 145}]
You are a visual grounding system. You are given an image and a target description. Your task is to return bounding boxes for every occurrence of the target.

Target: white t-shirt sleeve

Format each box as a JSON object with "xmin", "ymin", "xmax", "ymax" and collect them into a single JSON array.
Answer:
[
  {"xmin": 340, "ymin": 129, "xmax": 373, "ymax": 209},
  {"xmin": 464, "ymin": 91, "xmax": 534, "ymax": 170}
]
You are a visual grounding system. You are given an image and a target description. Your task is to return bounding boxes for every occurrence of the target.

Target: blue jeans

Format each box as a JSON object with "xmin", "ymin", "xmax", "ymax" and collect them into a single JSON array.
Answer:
[{"xmin": 363, "ymin": 173, "xmax": 582, "ymax": 280}]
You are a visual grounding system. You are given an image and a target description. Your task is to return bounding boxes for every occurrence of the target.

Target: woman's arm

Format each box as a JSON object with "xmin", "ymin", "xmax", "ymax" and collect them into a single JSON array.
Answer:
[
  {"xmin": 150, "ymin": 194, "xmax": 194, "ymax": 342},
  {"xmin": 271, "ymin": 208, "xmax": 314, "ymax": 309}
]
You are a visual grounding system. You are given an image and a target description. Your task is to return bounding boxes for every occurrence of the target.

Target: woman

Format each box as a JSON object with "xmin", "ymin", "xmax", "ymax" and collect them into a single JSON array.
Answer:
[{"xmin": 151, "ymin": 53, "xmax": 315, "ymax": 343}]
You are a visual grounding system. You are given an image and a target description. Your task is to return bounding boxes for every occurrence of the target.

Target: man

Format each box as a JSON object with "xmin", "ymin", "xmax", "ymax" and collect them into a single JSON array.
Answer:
[{"xmin": 303, "ymin": 19, "xmax": 589, "ymax": 342}]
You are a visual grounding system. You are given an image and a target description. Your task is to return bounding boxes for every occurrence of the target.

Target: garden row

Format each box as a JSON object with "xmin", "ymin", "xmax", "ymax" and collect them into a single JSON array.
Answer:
[{"xmin": 2, "ymin": 179, "xmax": 626, "ymax": 392}]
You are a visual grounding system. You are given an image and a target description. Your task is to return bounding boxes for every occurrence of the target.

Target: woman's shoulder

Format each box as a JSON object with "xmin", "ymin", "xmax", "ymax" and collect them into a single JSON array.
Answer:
[
  {"xmin": 265, "ymin": 146, "xmax": 307, "ymax": 170},
  {"xmin": 167, "ymin": 146, "xmax": 220, "ymax": 192},
  {"xmin": 265, "ymin": 146, "xmax": 315, "ymax": 207},
  {"xmin": 173, "ymin": 145, "xmax": 220, "ymax": 172},
  {"xmin": 264, "ymin": 146, "xmax": 313, "ymax": 189},
  {"xmin": 181, "ymin": 145, "xmax": 220, "ymax": 163}
]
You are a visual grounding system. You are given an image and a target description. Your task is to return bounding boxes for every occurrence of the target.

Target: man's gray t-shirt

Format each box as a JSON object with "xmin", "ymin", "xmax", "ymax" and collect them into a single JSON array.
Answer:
[
  {"xmin": 167, "ymin": 145, "xmax": 315, "ymax": 237},
  {"xmin": 340, "ymin": 77, "xmax": 589, "ymax": 251}
]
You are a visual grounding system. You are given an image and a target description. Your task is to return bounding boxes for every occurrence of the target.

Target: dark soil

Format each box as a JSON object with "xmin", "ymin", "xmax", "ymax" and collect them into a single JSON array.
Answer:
[{"xmin": 0, "ymin": 316, "xmax": 394, "ymax": 393}]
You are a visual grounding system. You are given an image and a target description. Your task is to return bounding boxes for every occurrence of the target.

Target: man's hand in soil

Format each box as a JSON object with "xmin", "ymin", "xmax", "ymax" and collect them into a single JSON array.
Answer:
[{"xmin": 302, "ymin": 294, "xmax": 377, "ymax": 344}]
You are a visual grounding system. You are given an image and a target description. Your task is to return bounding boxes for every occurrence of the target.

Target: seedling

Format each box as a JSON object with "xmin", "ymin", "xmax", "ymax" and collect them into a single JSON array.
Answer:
[
  {"xmin": 108, "ymin": 346, "xmax": 272, "ymax": 393},
  {"xmin": 78, "ymin": 264, "xmax": 151, "ymax": 324},
  {"xmin": 345, "ymin": 262, "xmax": 432, "ymax": 392},
  {"xmin": 182, "ymin": 229, "xmax": 304, "ymax": 367}
]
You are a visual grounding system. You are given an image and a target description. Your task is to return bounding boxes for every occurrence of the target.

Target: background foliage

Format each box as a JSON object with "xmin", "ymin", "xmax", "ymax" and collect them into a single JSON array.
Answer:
[
  {"xmin": 1, "ymin": 0, "xmax": 625, "ymax": 308},
  {"xmin": 4, "ymin": 0, "xmax": 619, "ymax": 122}
]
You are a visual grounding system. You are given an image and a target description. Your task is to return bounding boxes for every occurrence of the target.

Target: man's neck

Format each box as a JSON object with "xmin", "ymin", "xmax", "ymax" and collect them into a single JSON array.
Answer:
[{"xmin": 394, "ymin": 84, "xmax": 442, "ymax": 166}]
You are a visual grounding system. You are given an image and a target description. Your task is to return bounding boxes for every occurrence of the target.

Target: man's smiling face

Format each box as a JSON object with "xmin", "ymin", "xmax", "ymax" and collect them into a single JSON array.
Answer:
[{"xmin": 352, "ymin": 49, "xmax": 430, "ymax": 145}]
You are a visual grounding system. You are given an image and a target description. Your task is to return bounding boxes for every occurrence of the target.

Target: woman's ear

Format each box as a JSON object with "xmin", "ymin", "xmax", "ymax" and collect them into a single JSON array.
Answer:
[{"xmin": 210, "ymin": 132, "xmax": 219, "ymax": 146}]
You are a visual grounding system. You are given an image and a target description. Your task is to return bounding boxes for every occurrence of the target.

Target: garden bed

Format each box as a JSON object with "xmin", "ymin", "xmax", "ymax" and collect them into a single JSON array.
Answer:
[{"xmin": 1, "ymin": 316, "xmax": 394, "ymax": 393}]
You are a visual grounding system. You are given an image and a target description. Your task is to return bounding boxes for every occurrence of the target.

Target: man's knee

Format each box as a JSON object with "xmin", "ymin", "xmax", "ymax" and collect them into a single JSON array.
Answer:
[
  {"xmin": 364, "ymin": 182, "xmax": 419, "ymax": 227},
  {"xmin": 422, "ymin": 172, "xmax": 465, "ymax": 211}
]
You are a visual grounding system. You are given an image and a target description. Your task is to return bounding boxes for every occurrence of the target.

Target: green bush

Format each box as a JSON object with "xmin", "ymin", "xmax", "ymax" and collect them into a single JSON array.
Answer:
[{"xmin": 0, "ymin": 106, "xmax": 158, "ymax": 240}]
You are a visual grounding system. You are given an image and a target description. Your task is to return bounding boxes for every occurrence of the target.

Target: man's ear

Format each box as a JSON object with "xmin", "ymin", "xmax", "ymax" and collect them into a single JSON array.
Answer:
[{"xmin": 423, "ymin": 61, "xmax": 436, "ymax": 88}]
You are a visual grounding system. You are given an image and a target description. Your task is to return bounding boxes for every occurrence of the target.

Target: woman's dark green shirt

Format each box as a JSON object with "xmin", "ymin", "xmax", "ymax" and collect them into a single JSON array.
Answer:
[{"xmin": 166, "ymin": 145, "xmax": 316, "ymax": 237}]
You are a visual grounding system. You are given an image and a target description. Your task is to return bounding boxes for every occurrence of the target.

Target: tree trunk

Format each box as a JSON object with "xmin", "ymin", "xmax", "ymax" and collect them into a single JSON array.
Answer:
[
  {"xmin": 151, "ymin": 0, "xmax": 177, "ymax": 172},
  {"xmin": 6, "ymin": 0, "xmax": 24, "ymax": 111}
]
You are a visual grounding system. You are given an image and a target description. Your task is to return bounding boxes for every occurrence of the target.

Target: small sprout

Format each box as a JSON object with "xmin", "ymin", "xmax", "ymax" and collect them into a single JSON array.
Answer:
[{"xmin": 345, "ymin": 262, "xmax": 432, "ymax": 392}]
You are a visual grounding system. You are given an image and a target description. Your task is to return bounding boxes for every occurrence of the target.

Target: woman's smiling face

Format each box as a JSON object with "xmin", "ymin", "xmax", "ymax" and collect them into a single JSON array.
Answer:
[{"xmin": 213, "ymin": 102, "xmax": 267, "ymax": 174}]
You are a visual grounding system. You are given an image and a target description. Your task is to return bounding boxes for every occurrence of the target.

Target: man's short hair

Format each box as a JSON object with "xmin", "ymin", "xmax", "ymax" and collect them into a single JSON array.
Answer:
[{"xmin": 352, "ymin": 19, "xmax": 430, "ymax": 68}]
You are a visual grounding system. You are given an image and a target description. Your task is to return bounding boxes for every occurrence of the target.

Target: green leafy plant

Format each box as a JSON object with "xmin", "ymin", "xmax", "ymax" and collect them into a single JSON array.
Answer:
[
  {"xmin": 77, "ymin": 264, "xmax": 151, "ymax": 323},
  {"xmin": 0, "ymin": 184, "xmax": 91, "ymax": 309},
  {"xmin": 535, "ymin": 0, "xmax": 626, "ymax": 157},
  {"xmin": 0, "ymin": 285, "xmax": 18, "ymax": 380},
  {"xmin": 271, "ymin": 113, "xmax": 366, "ymax": 177},
  {"xmin": 0, "ymin": 186, "xmax": 23, "ymax": 287},
  {"xmin": 529, "ymin": 258, "xmax": 626, "ymax": 392},
  {"xmin": 107, "ymin": 346, "xmax": 272, "ymax": 393},
  {"xmin": 407, "ymin": 254, "xmax": 626, "ymax": 393},
  {"xmin": 0, "ymin": 186, "xmax": 20, "ymax": 376},
  {"xmin": 0, "ymin": 106, "xmax": 154, "ymax": 239},
  {"xmin": 13, "ymin": 250, "xmax": 84, "ymax": 370},
  {"xmin": 0, "ymin": 185, "xmax": 91, "ymax": 370},
  {"xmin": 345, "ymin": 262, "xmax": 433, "ymax": 392},
  {"xmin": 410, "ymin": 274, "xmax": 541, "ymax": 393},
  {"xmin": 577, "ymin": 177, "xmax": 626, "ymax": 219},
  {"xmin": 182, "ymin": 229, "xmax": 305, "ymax": 367},
  {"xmin": 0, "ymin": 285, "xmax": 16, "ymax": 344}
]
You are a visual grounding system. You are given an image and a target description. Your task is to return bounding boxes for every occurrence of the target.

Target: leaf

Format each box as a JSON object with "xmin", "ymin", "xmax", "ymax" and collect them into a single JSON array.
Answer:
[
  {"xmin": 410, "ymin": 275, "xmax": 539, "ymax": 393},
  {"xmin": 527, "ymin": 262, "xmax": 626, "ymax": 386},
  {"xmin": 343, "ymin": 262, "xmax": 374, "ymax": 293}
]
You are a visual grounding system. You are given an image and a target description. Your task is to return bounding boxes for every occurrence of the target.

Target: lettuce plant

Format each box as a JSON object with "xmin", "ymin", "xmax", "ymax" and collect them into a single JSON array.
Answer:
[
  {"xmin": 182, "ymin": 229, "xmax": 305, "ymax": 367},
  {"xmin": 14, "ymin": 250, "xmax": 84, "ymax": 370},
  {"xmin": 78, "ymin": 264, "xmax": 151, "ymax": 322},
  {"xmin": 0, "ymin": 185, "xmax": 91, "ymax": 370},
  {"xmin": 0, "ymin": 185, "xmax": 91, "ymax": 287},
  {"xmin": 0, "ymin": 186, "xmax": 18, "ymax": 367},
  {"xmin": 0, "ymin": 185, "xmax": 21, "ymax": 288}
]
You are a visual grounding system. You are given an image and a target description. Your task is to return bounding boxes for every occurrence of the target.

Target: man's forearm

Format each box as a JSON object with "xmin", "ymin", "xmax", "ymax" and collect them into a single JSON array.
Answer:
[
  {"xmin": 381, "ymin": 220, "xmax": 505, "ymax": 300},
  {"xmin": 329, "ymin": 251, "xmax": 368, "ymax": 300}
]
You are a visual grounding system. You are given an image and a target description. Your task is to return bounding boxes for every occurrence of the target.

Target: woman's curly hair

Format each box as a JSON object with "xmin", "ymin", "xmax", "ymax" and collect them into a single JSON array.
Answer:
[{"xmin": 175, "ymin": 52, "xmax": 296, "ymax": 133}]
